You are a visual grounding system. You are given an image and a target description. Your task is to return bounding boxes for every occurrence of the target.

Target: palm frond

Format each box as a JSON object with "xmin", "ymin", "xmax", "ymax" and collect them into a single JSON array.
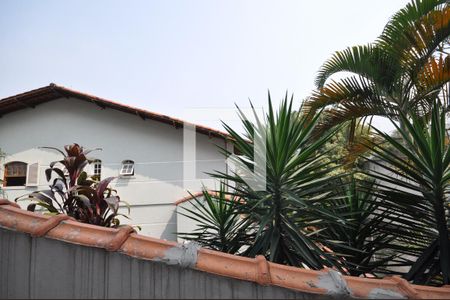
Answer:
[{"xmin": 315, "ymin": 44, "xmax": 400, "ymax": 89}]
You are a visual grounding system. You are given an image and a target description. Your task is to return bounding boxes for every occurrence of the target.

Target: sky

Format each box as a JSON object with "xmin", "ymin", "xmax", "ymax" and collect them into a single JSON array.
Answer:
[{"xmin": 0, "ymin": 0, "xmax": 410, "ymax": 133}]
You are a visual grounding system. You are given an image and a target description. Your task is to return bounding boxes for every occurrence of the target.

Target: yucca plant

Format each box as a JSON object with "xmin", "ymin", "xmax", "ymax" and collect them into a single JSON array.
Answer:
[
  {"xmin": 177, "ymin": 184, "xmax": 249, "ymax": 253},
  {"xmin": 365, "ymin": 102, "xmax": 450, "ymax": 285},
  {"xmin": 206, "ymin": 94, "xmax": 351, "ymax": 270},
  {"xmin": 16, "ymin": 143, "xmax": 128, "ymax": 228},
  {"xmin": 320, "ymin": 176, "xmax": 399, "ymax": 277}
]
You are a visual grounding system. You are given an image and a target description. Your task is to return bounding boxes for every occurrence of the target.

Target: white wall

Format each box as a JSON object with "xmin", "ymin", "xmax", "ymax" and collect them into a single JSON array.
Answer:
[
  {"xmin": 0, "ymin": 98, "xmax": 229, "ymax": 240},
  {"xmin": 176, "ymin": 196, "xmax": 205, "ymax": 243}
]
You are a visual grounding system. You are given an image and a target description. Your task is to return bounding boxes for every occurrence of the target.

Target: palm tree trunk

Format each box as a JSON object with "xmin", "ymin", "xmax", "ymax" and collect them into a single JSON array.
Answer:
[{"xmin": 347, "ymin": 119, "xmax": 356, "ymax": 145}]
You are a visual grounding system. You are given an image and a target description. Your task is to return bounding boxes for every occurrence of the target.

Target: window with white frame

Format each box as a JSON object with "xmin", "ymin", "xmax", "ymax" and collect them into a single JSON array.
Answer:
[
  {"xmin": 120, "ymin": 160, "xmax": 134, "ymax": 176},
  {"xmin": 92, "ymin": 160, "xmax": 102, "ymax": 180}
]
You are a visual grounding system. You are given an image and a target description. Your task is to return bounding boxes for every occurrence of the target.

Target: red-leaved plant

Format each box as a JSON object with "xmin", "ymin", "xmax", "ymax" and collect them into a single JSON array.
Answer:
[{"xmin": 16, "ymin": 143, "xmax": 129, "ymax": 228}]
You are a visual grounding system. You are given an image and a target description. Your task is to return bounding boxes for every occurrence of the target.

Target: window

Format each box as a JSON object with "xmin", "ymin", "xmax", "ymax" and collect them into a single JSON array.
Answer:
[
  {"xmin": 120, "ymin": 160, "xmax": 134, "ymax": 176},
  {"xmin": 92, "ymin": 160, "xmax": 102, "ymax": 180},
  {"xmin": 4, "ymin": 162, "xmax": 27, "ymax": 187}
]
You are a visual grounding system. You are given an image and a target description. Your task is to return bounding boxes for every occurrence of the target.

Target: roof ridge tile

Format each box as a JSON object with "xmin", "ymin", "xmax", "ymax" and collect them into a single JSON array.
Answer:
[{"xmin": 30, "ymin": 214, "xmax": 72, "ymax": 238}]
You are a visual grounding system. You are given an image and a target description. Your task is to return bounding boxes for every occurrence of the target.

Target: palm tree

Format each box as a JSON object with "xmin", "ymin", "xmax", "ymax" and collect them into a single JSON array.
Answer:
[
  {"xmin": 304, "ymin": 0, "xmax": 450, "ymax": 285},
  {"xmin": 306, "ymin": 0, "xmax": 450, "ymax": 140}
]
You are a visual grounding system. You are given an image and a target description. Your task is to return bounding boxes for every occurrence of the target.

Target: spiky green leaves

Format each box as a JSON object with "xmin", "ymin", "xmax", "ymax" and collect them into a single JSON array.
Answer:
[{"xmin": 364, "ymin": 102, "xmax": 450, "ymax": 285}]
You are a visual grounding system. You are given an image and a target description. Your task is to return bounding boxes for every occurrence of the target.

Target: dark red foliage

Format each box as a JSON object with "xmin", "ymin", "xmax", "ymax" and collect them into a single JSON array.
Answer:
[{"xmin": 16, "ymin": 143, "xmax": 128, "ymax": 228}]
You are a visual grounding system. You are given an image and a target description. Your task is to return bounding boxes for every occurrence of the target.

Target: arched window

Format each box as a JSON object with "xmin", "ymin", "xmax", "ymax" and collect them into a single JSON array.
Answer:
[
  {"xmin": 4, "ymin": 161, "xmax": 27, "ymax": 187},
  {"xmin": 120, "ymin": 160, "xmax": 134, "ymax": 176}
]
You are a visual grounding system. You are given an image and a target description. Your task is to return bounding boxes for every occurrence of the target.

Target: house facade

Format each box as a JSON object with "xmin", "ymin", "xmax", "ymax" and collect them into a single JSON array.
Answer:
[{"xmin": 0, "ymin": 84, "xmax": 232, "ymax": 240}]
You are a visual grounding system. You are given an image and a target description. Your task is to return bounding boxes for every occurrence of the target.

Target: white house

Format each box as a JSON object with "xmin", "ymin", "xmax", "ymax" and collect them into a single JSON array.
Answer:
[{"xmin": 0, "ymin": 83, "xmax": 233, "ymax": 240}]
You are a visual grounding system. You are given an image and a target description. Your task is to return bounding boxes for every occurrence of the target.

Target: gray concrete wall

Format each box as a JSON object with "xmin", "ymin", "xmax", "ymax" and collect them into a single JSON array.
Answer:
[{"xmin": 0, "ymin": 228, "xmax": 320, "ymax": 299}]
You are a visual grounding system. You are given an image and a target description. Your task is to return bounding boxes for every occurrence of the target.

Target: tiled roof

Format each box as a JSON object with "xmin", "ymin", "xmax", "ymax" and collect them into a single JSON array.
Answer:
[
  {"xmin": 175, "ymin": 191, "xmax": 207, "ymax": 205},
  {"xmin": 0, "ymin": 83, "xmax": 230, "ymax": 139},
  {"xmin": 1, "ymin": 199, "xmax": 449, "ymax": 299},
  {"xmin": 174, "ymin": 191, "xmax": 229, "ymax": 206}
]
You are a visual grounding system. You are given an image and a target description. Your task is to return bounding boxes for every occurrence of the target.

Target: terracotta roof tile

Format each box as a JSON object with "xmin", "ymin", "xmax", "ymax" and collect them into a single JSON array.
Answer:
[
  {"xmin": 174, "ymin": 191, "xmax": 211, "ymax": 205},
  {"xmin": 175, "ymin": 190, "xmax": 238, "ymax": 206},
  {"xmin": 1, "ymin": 200, "xmax": 449, "ymax": 298}
]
